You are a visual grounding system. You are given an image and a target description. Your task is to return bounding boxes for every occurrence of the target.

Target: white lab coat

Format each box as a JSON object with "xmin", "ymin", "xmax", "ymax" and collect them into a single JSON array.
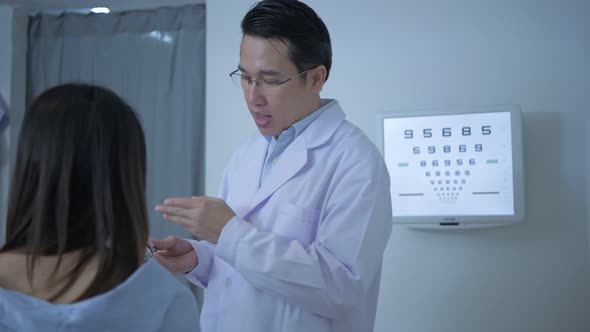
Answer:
[{"xmin": 187, "ymin": 100, "xmax": 392, "ymax": 332}]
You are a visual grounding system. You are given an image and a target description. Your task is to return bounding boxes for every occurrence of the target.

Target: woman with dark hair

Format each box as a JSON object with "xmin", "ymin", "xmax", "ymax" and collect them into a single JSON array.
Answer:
[{"xmin": 0, "ymin": 83, "xmax": 199, "ymax": 331}]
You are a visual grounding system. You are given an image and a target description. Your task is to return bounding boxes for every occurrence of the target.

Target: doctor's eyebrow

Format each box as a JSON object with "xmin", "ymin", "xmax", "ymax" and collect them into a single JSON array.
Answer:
[{"xmin": 237, "ymin": 65, "xmax": 282, "ymax": 77}]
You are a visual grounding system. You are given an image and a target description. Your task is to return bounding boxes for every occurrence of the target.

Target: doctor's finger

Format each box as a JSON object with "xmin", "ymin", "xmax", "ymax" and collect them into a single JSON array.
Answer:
[
  {"xmin": 150, "ymin": 235, "xmax": 183, "ymax": 251},
  {"xmin": 156, "ymin": 205, "xmax": 192, "ymax": 219},
  {"xmin": 153, "ymin": 253, "xmax": 195, "ymax": 275},
  {"xmin": 163, "ymin": 213, "xmax": 194, "ymax": 228},
  {"xmin": 163, "ymin": 197, "xmax": 201, "ymax": 208}
]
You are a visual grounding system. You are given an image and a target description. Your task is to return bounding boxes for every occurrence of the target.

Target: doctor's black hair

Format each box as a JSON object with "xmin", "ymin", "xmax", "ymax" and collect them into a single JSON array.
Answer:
[
  {"xmin": 241, "ymin": 0, "xmax": 332, "ymax": 82},
  {"xmin": 0, "ymin": 83, "xmax": 148, "ymax": 302}
]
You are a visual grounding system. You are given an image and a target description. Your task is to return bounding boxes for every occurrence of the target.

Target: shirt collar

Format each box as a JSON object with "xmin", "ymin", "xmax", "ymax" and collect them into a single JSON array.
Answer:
[{"xmin": 265, "ymin": 99, "xmax": 334, "ymax": 143}]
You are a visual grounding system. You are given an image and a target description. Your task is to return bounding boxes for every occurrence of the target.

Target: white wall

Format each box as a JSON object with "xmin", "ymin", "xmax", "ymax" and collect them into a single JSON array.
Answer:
[{"xmin": 207, "ymin": 0, "xmax": 590, "ymax": 331}]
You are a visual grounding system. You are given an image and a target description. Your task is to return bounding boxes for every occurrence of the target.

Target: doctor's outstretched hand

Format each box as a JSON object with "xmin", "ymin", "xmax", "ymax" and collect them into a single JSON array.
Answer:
[
  {"xmin": 150, "ymin": 236, "xmax": 198, "ymax": 274},
  {"xmin": 155, "ymin": 196, "xmax": 236, "ymax": 244}
]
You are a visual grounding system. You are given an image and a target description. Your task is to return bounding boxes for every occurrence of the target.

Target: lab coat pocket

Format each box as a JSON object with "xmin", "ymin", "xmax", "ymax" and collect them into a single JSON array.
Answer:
[{"xmin": 272, "ymin": 202, "xmax": 320, "ymax": 248}]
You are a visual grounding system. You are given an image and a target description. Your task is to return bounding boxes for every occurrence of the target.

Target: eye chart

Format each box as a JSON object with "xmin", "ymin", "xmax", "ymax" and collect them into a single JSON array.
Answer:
[{"xmin": 378, "ymin": 106, "xmax": 524, "ymax": 226}]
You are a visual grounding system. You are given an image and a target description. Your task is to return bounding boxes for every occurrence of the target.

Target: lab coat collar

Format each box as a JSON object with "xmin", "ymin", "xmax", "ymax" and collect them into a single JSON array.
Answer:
[
  {"xmin": 241, "ymin": 99, "xmax": 345, "ymax": 218},
  {"xmin": 304, "ymin": 99, "xmax": 345, "ymax": 149}
]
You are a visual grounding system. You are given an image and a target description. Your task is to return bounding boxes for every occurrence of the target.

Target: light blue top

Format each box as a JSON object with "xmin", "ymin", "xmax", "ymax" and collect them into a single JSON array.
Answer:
[{"xmin": 0, "ymin": 258, "xmax": 200, "ymax": 332}]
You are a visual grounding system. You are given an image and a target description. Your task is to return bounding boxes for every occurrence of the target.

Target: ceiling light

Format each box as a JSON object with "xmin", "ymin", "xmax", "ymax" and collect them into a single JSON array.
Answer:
[{"xmin": 91, "ymin": 7, "xmax": 110, "ymax": 14}]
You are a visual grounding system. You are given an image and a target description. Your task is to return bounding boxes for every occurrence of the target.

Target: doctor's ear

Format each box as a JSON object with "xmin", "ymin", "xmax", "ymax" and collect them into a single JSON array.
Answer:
[{"xmin": 308, "ymin": 65, "xmax": 327, "ymax": 93}]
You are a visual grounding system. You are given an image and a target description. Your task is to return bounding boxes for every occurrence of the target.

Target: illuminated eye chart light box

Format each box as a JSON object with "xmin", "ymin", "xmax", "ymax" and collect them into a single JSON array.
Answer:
[{"xmin": 376, "ymin": 105, "xmax": 525, "ymax": 229}]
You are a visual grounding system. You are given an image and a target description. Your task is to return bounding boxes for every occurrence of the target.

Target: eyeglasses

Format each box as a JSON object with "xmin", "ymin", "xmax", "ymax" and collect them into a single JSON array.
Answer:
[{"xmin": 229, "ymin": 67, "xmax": 314, "ymax": 95}]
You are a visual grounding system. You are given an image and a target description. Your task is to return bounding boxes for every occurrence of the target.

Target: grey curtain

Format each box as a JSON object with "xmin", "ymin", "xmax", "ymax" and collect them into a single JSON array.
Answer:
[
  {"xmin": 0, "ymin": 93, "xmax": 8, "ymax": 246},
  {"xmin": 27, "ymin": 5, "xmax": 206, "ymax": 241},
  {"xmin": 0, "ymin": 94, "xmax": 8, "ymax": 130}
]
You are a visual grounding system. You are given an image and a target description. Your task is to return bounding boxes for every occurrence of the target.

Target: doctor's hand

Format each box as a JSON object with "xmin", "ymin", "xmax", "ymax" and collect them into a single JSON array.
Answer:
[
  {"xmin": 155, "ymin": 196, "xmax": 236, "ymax": 244},
  {"xmin": 150, "ymin": 236, "xmax": 198, "ymax": 275}
]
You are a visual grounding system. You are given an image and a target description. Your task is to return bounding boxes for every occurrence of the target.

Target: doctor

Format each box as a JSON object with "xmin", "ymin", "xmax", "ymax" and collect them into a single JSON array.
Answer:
[{"xmin": 153, "ymin": 1, "xmax": 392, "ymax": 331}]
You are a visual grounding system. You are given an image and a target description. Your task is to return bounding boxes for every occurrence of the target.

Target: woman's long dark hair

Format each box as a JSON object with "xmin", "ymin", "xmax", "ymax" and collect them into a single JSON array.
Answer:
[{"xmin": 0, "ymin": 83, "xmax": 149, "ymax": 302}]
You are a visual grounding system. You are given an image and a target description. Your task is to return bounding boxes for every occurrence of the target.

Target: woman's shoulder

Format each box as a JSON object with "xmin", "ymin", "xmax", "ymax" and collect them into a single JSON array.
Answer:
[
  {"xmin": 106, "ymin": 258, "xmax": 193, "ymax": 298},
  {"xmin": 0, "ymin": 260, "xmax": 199, "ymax": 332},
  {"xmin": 0, "ymin": 251, "xmax": 27, "ymax": 292}
]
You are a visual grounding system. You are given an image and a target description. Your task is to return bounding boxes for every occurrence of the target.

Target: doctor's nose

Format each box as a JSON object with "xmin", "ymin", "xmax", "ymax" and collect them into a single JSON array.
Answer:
[{"xmin": 244, "ymin": 83, "xmax": 267, "ymax": 106}]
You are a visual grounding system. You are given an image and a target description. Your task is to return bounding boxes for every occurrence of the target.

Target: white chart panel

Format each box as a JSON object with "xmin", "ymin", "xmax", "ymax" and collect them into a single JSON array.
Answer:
[{"xmin": 383, "ymin": 111, "xmax": 514, "ymax": 217}]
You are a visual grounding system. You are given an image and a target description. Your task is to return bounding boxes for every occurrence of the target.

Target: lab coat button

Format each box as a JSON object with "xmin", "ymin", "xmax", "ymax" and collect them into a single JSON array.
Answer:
[{"xmin": 225, "ymin": 277, "xmax": 232, "ymax": 288}]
